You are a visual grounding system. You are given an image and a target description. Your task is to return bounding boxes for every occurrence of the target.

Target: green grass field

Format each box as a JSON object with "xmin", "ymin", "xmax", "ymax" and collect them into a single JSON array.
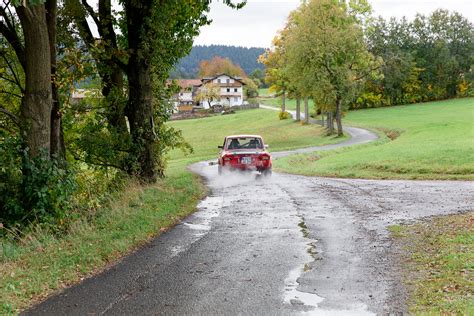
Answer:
[
  {"xmin": 258, "ymin": 95, "xmax": 317, "ymax": 113},
  {"xmin": 1, "ymin": 108, "xmax": 344, "ymax": 314},
  {"xmin": 256, "ymin": 88, "xmax": 317, "ymax": 114},
  {"xmin": 167, "ymin": 108, "xmax": 346, "ymax": 167},
  {"xmin": 275, "ymin": 98, "xmax": 474, "ymax": 180},
  {"xmin": 257, "ymin": 88, "xmax": 271, "ymax": 97}
]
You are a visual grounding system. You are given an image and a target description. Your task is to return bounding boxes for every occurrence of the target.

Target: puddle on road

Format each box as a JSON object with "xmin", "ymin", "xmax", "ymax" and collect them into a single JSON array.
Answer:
[
  {"xmin": 284, "ymin": 266, "xmax": 324, "ymax": 306},
  {"xmin": 284, "ymin": 217, "xmax": 375, "ymax": 316},
  {"xmin": 182, "ymin": 196, "xmax": 222, "ymax": 233},
  {"xmin": 168, "ymin": 196, "xmax": 222, "ymax": 256},
  {"xmin": 300, "ymin": 305, "xmax": 375, "ymax": 316},
  {"xmin": 284, "ymin": 216, "xmax": 324, "ymax": 312},
  {"xmin": 170, "ymin": 245, "xmax": 185, "ymax": 257}
]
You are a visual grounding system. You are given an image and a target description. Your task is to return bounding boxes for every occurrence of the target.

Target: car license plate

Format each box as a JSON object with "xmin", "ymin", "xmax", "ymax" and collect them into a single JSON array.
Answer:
[{"xmin": 241, "ymin": 157, "xmax": 252, "ymax": 164}]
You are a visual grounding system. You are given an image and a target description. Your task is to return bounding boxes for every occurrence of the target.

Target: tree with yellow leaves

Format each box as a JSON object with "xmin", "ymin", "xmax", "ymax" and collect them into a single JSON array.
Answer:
[{"xmin": 285, "ymin": 0, "xmax": 382, "ymax": 135}]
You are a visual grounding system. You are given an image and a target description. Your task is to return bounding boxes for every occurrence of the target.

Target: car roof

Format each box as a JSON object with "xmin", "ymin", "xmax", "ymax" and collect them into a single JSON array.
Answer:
[{"xmin": 225, "ymin": 135, "xmax": 263, "ymax": 139}]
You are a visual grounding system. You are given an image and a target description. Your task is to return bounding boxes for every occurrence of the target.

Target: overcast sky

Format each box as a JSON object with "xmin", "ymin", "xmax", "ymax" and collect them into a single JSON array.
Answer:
[{"xmin": 194, "ymin": 0, "xmax": 474, "ymax": 48}]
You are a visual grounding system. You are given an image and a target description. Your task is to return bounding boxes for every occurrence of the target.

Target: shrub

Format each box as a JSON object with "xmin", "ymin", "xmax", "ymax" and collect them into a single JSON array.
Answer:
[
  {"xmin": 0, "ymin": 135, "xmax": 24, "ymax": 226},
  {"xmin": 0, "ymin": 135, "xmax": 77, "ymax": 228},
  {"xmin": 279, "ymin": 110, "xmax": 292, "ymax": 120}
]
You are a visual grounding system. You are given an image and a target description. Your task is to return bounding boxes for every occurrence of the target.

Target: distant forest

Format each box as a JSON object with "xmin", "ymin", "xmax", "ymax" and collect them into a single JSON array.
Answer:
[{"xmin": 171, "ymin": 45, "xmax": 266, "ymax": 78}]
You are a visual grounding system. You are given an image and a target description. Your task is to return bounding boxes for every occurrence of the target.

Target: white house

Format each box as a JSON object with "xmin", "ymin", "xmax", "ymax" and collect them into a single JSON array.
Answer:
[{"xmin": 198, "ymin": 74, "xmax": 246, "ymax": 108}]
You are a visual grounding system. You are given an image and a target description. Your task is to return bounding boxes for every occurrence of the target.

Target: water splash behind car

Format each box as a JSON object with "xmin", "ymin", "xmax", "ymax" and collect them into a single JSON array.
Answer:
[{"xmin": 217, "ymin": 135, "xmax": 272, "ymax": 176}]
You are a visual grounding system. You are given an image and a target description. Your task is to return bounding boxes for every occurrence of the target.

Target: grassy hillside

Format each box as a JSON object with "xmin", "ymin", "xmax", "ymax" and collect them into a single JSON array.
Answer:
[{"xmin": 275, "ymin": 98, "xmax": 474, "ymax": 180}]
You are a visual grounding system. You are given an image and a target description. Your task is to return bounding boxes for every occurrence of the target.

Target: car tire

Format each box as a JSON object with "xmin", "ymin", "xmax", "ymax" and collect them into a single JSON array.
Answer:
[{"xmin": 263, "ymin": 168, "xmax": 272, "ymax": 177}]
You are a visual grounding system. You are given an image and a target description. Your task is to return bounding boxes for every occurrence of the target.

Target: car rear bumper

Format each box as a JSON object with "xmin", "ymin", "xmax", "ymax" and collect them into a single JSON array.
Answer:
[{"xmin": 221, "ymin": 162, "xmax": 271, "ymax": 171}]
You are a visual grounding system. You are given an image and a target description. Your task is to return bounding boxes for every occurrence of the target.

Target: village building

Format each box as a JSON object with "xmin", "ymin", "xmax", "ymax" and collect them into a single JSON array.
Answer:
[
  {"xmin": 172, "ymin": 73, "xmax": 246, "ymax": 112},
  {"xmin": 198, "ymin": 74, "xmax": 246, "ymax": 108},
  {"xmin": 72, "ymin": 74, "xmax": 246, "ymax": 113},
  {"xmin": 172, "ymin": 79, "xmax": 202, "ymax": 112}
]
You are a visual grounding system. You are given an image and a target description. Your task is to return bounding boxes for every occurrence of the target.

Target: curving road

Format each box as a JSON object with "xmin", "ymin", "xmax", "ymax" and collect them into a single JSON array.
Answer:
[{"xmin": 25, "ymin": 110, "xmax": 473, "ymax": 315}]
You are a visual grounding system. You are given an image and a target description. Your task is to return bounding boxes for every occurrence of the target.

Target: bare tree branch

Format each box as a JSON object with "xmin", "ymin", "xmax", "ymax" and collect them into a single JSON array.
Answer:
[
  {"xmin": 0, "ymin": 51, "xmax": 24, "ymax": 91},
  {"xmin": 0, "ymin": 88, "xmax": 22, "ymax": 98},
  {"xmin": 0, "ymin": 106, "xmax": 20, "ymax": 125},
  {"xmin": 81, "ymin": 0, "xmax": 101, "ymax": 36},
  {"xmin": 353, "ymin": 65, "xmax": 382, "ymax": 81},
  {"xmin": 0, "ymin": 73, "xmax": 19, "ymax": 86},
  {"xmin": 0, "ymin": 16, "xmax": 25, "ymax": 69}
]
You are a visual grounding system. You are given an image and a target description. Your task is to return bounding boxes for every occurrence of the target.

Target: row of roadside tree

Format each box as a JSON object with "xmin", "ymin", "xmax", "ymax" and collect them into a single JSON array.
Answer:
[{"xmin": 260, "ymin": 0, "xmax": 473, "ymax": 135}]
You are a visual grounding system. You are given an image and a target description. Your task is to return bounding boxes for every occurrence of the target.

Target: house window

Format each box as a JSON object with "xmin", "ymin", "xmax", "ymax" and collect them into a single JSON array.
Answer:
[
  {"xmin": 234, "ymin": 88, "xmax": 238, "ymax": 92},
  {"xmin": 218, "ymin": 79, "xmax": 221, "ymax": 83},
  {"xmin": 226, "ymin": 79, "xmax": 230, "ymax": 84},
  {"xmin": 227, "ymin": 88, "xmax": 230, "ymax": 92}
]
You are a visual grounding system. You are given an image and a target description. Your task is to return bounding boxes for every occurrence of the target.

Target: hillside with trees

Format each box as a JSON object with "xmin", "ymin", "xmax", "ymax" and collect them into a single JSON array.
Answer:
[{"xmin": 171, "ymin": 45, "xmax": 265, "ymax": 78}]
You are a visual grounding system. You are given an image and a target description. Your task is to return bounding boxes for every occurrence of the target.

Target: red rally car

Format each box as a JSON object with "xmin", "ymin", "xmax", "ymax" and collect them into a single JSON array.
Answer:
[{"xmin": 217, "ymin": 135, "xmax": 272, "ymax": 176}]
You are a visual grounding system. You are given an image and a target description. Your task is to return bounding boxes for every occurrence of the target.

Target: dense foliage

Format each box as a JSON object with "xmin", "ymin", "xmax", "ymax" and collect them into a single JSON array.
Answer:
[
  {"xmin": 171, "ymin": 44, "xmax": 265, "ymax": 78},
  {"xmin": 0, "ymin": 0, "xmax": 245, "ymax": 228},
  {"xmin": 357, "ymin": 10, "xmax": 474, "ymax": 108}
]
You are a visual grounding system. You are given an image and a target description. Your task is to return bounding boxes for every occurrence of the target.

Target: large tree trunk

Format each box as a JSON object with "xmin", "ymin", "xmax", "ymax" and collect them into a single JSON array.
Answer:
[
  {"xmin": 326, "ymin": 112, "xmax": 335, "ymax": 135},
  {"xmin": 46, "ymin": 0, "xmax": 65, "ymax": 159},
  {"xmin": 304, "ymin": 97, "xmax": 309, "ymax": 124},
  {"xmin": 295, "ymin": 98, "xmax": 301, "ymax": 121},
  {"xmin": 98, "ymin": 0, "xmax": 127, "ymax": 132},
  {"xmin": 16, "ymin": 5, "xmax": 52, "ymax": 158},
  {"xmin": 335, "ymin": 97, "xmax": 343, "ymax": 136},
  {"xmin": 125, "ymin": 0, "xmax": 156, "ymax": 183},
  {"xmin": 281, "ymin": 89, "xmax": 286, "ymax": 112},
  {"xmin": 102, "ymin": 67, "xmax": 127, "ymax": 131},
  {"xmin": 127, "ymin": 60, "xmax": 156, "ymax": 182}
]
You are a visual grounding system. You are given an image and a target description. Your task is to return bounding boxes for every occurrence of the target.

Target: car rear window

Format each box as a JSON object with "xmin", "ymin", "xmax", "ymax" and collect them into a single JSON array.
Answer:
[{"xmin": 226, "ymin": 137, "xmax": 263, "ymax": 150}]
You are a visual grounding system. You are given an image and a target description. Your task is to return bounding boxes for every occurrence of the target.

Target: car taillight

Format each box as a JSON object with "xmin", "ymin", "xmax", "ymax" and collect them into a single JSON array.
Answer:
[
  {"xmin": 223, "ymin": 155, "xmax": 233, "ymax": 161},
  {"xmin": 261, "ymin": 155, "xmax": 270, "ymax": 161}
]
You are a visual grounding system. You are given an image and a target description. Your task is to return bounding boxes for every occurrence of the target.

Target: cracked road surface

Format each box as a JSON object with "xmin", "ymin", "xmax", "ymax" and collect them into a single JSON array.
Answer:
[{"xmin": 25, "ymin": 126, "xmax": 473, "ymax": 315}]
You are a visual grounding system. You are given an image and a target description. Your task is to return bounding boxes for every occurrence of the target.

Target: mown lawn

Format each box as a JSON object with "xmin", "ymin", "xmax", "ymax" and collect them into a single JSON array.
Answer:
[
  {"xmin": 1, "ymin": 107, "xmax": 343, "ymax": 314},
  {"xmin": 258, "ymin": 94, "xmax": 317, "ymax": 113},
  {"xmin": 390, "ymin": 213, "xmax": 474, "ymax": 314},
  {"xmin": 257, "ymin": 88, "xmax": 271, "ymax": 97},
  {"xmin": 275, "ymin": 98, "xmax": 474, "ymax": 180}
]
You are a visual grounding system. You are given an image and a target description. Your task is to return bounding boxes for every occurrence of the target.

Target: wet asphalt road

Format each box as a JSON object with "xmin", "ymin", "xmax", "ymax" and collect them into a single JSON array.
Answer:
[{"xmin": 25, "ymin": 123, "xmax": 473, "ymax": 315}]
